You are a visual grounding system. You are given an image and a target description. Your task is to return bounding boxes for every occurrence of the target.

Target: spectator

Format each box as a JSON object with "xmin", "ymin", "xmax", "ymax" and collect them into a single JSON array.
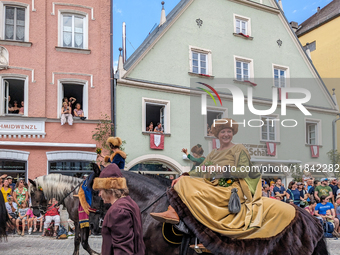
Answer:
[
  {"xmin": 42, "ymin": 198, "xmax": 60, "ymax": 237},
  {"xmin": 286, "ymin": 181, "xmax": 301, "ymax": 206},
  {"xmin": 329, "ymin": 178, "xmax": 339, "ymax": 204},
  {"xmin": 154, "ymin": 122, "xmax": 164, "ymax": 133},
  {"xmin": 146, "ymin": 122, "xmax": 154, "ymax": 132},
  {"xmin": 73, "ymin": 103, "xmax": 84, "ymax": 117},
  {"xmin": 305, "ymin": 200, "xmax": 316, "ymax": 216},
  {"xmin": 297, "ymin": 182, "xmax": 308, "ymax": 207},
  {"xmin": 337, "ymin": 182, "xmax": 340, "ymax": 196},
  {"xmin": 0, "ymin": 174, "xmax": 6, "ymax": 189},
  {"xmin": 63, "ymin": 97, "xmax": 76, "ymax": 112},
  {"xmin": 275, "ymin": 194, "xmax": 282, "ymax": 200},
  {"xmin": 7, "ymin": 176, "xmax": 16, "ymax": 190},
  {"xmin": 10, "ymin": 101, "xmax": 20, "ymax": 114},
  {"xmin": 5, "ymin": 195, "xmax": 18, "ymax": 233},
  {"xmin": 309, "ymin": 180, "xmax": 320, "ymax": 202},
  {"xmin": 13, "ymin": 179, "xmax": 28, "ymax": 206},
  {"xmin": 169, "ymin": 175, "xmax": 174, "ymax": 180},
  {"xmin": 61, "ymin": 102, "xmax": 73, "ymax": 126},
  {"xmin": 1, "ymin": 178, "xmax": 12, "ymax": 202},
  {"xmin": 67, "ymin": 219, "xmax": 75, "ymax": 236},
  {"xmin": 273, "ymin": 178, "xmax": 286, "ymax": 201},
  {"xmin": 287, "ymin": 199, "xmax": 294, "ymax": 205},
  {"xmin": 6, "ymin": 95, "xmax": 13, "ymax": 112},
  {"xmin": 336, "ymin": 195, "xmax": 340, "ymax": 231},
  {"xmin": 16, "ymin": 201, "xmax": 30, "ymax": 236},
  {"xmin": 306, "ymin": 178, "xmax": 313, "ymax": 202},
  {"xmin": 315, "ymin": 195, "xmax": 339, "ymax": 232},
  {"xmin": 262, "ymin": 184, "xmax": 271, "ymax": 197},
  {"xmin": 315, "ymin": 178, "xmax": 333, "ymax": 203},
  {"xmin": 27, "ymin": 206, "xmax": 42, "ymax": 233},
  {"xmin": 207, "ymin": 123, "xmax": 213, "ymax": 136},
  {"xmin": 19, "ymin": 101, "xmax": 24, "ymax": 115}
]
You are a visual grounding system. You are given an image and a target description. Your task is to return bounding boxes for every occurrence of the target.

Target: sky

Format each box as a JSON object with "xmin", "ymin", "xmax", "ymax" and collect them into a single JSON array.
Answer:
[{"xmin": 112, "ymin": 0, "xmax": 333, "ymax": 70}]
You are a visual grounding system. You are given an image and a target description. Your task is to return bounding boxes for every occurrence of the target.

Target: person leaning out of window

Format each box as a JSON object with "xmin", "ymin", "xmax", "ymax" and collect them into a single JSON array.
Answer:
[
  {"xmin": 61, "ymin": 102, "xmax": 73, "ymax": 126},
  {"xmin": 74, "ymin": 103, "xmax": 86, "ymax": 120},
  {"xmin": 154, "ymin": 122, "xmax": 163, "ymax": 134}
]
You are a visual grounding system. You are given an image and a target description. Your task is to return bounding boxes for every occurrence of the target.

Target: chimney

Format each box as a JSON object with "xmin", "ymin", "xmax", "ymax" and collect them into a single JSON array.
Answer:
[
  {"xmin": 333, "ymin": 89, "xmax": 339, "ymax": 111},
  {"xmin": 290, "ymin": 21, "xmax": 298, "ymax": 32},
  {"xmin": 317, "ymin": 7, "xmax": 321, "ymax": 13},
  {"xmin": 159, "ymin": 1, "xmax": 166, "ymax": 27},
  {"xmin": 122, "ymin": 22, "xmax": 126, "ymax": 63},
  {"xmin": 305, "ymin": 43, "xmax": 312, "ymax": 60},
  {"xmin": 117, "ymin": 48, "xmax": 126, "ymax": 79},
  {"xmin": 278, "ymin": 0, "xmax": 283, "ymax": 11}
]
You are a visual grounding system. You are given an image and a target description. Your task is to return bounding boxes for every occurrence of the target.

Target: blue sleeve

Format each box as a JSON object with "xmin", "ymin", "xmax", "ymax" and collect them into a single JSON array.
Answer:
[
  {"xmin": 315, "ymin": 204, "xmax": 320, "ymax": 212},
  {"xmin": 287, "ymin": 190, "xmax": 292, "ymax": 198},
  {"xmin": 273, "ymin": 187, "xmax": 278, "ymax": 193},
  {"xmin": 329, "ymin": 203, "xmax": 334, "ymax": 209},
  {"xmin": 112, "ymin": 154, "xmax": 125, "ymax": 169}
]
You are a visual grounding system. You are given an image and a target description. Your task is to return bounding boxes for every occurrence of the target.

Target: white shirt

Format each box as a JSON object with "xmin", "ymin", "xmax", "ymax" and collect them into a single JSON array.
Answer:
[{"xmin": 5, "ymin": 202, "xmax": 17, "ymax": 214}]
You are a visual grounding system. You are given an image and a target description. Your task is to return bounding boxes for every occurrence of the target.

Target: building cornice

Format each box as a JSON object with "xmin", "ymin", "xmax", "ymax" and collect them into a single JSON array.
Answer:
[
  {"xmin": 227, "ymin": 0, "xmax": 280, "ymax": 15},
  {"xmin": 0, "ymin": 141, "xmax": 96, "ymax": 148}
]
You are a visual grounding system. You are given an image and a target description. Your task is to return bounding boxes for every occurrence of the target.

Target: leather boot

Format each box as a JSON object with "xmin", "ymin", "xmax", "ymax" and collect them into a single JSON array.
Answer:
[
  {"xmin": 150, "ymin": 205, "xmax": 180, "ymax": 224},
  {"xmin": 189, "ymin": 243, "xmax": 212, "ymax": 253}
]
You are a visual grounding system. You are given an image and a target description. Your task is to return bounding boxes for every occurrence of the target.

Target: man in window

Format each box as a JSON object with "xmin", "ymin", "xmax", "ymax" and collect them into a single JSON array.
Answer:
[
  {"xmin": 315, "ymin": 178, "xmax": 333, "ymax": 203},
  {"xmin": 154, "ymin": 122, "xmax": 164, "ymax": 134},
  {"xmin": 6, "ymin": 95, "xmax": 13, "ymax": 113},
  {"xmin": 273, "ymin": 178, "xmax": 286, "ymax": 201}
]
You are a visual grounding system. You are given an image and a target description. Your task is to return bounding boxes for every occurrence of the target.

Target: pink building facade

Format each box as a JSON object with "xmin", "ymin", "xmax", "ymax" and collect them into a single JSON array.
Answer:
[{"xmin": 0, "ymin": 0, "xmax": 111, "ymax": 181}]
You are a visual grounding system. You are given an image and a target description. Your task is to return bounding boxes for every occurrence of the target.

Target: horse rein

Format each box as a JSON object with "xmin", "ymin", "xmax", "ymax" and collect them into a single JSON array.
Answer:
[{"xmin": 140, "ymin": 191, "xmax": 167, "ymax": 214}]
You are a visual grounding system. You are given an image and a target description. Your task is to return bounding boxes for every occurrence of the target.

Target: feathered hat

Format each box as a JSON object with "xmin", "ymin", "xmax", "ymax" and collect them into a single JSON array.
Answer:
[
  {"xmin": 93, "ymin": 164, "xmax": 127, "ymax": 190},
  {"xmin": 210, "ymin": 118, "xmax": 238, "ymax": 137},
  {"xmin": 107, "ymin": 137, "xmax": 122, "ymax": 147}
]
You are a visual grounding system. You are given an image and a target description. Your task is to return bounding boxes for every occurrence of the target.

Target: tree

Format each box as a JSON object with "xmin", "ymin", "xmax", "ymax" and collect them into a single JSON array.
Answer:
[
  {"xmin": 92, "ymin": 114, "xmax": 114, "ymax": 152},
  {"xmin": 327, "ymin": 150, "xmax": 340, "ymax": 178}
]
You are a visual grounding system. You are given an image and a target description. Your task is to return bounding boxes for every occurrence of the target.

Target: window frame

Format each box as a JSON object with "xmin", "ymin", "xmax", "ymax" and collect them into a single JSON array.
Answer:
[
  {"xmin": 142, "ymin": 97, "xmax": 170, "ymax": 134},
  {"xmin": 234, "ymin": 55, "xmax": 254, "ymax": 82},
  {"xmin": 58, "ymin": 10, "xmax": 88, "ymax": 49},
  {"xmin": 305, "ymin": 118, "xmax": 322, "ymax": 146},
  {"xmin": 260, "ymin": 115, "xmax": 280, "ymax": 142},
  {"xmin": 57, "ymin": 79, "xmax": 88, "ymax": 119},
  {"xmin": 205, "ymin": 106, "xmax": 228, "ymax": 138},
  {"xmin": 272, "ymin": 64, "xmax": 290, "ymax": 88},
  {"xmin": 189, "ymin": 45, "xmax": 212, "ymax": 76},
  {"xmin": 0, "ymin": 75, "xmax": 28, "ymax": 116},
  {"xmin": 233, "ymin": 14, "xmax": 251, "ymax": 36},
  {"xmin": 0, "ymin": 2, "xmax": 30, "ymax": 42}
]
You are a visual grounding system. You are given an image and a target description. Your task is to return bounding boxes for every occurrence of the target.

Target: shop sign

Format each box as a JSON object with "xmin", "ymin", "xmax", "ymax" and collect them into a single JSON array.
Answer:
[{"xmin": 0, "ymin": 119, "xmax": 45, "ymax": 135}]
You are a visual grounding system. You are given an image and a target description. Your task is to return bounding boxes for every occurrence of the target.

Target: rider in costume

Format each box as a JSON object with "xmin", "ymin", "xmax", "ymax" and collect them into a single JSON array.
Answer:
[
  {"xmin": 104, "ymin": 137, "xmax": 126, "ymax": 169},
  {"xmin": 151, "ymin": 118, "xmax": 297, "ymax": 239}
]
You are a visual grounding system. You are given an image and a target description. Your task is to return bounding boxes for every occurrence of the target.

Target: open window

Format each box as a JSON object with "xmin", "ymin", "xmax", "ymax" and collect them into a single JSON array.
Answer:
[
  {"xmin": 2, "ymin": 78, "xmax": 27, "ymax": 116},
  {"xmin": 143, "ymin": 98, "xmax": 170, "ymax": 134},
  {"xmin": 205, "ymin": 108, "xmax": 227, "ymax": 137},
  {"xmin": 58, "ymin": 81, "xmax": 88, "ymax": 118}
]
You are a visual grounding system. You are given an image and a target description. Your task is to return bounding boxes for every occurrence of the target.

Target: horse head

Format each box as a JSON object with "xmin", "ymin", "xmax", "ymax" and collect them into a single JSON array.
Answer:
[{"xmin": 28, "ymin": 178, "xmax": 48, "ymax": 217}]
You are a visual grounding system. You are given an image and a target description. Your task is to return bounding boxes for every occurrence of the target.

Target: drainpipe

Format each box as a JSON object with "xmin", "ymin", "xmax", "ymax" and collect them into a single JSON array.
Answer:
[
  {"xmin": 110, "ymin": 0, "xmax": 114, "ymax": 136},
  {"xmin": 332, "ymin": 114, "xmax": 340, "ymax": 164}
]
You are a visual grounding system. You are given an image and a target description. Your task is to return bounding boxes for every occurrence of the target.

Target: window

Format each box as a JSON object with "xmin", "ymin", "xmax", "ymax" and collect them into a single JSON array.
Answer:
[
  {"xmin": 234, "ymin": 56, "xmax": 253, "ymax": 82},
  {"xmin": 261, "ymin": 117, "xmax": 276, "ymax": 141},
  {"xmin": 60, "ymin": 13, "xmax": 88, "ymax": 49},
  {"xmin": 274, "ymin": 69, "xmax": 286, "ymax": 87},
  {"xmin": 192, "ymin": 52, "xmax": 207, "ymax": 75},
  {"xmin": 130, "ymin": 161, "xmax": 178, "ymax": 177},
  {"xmin": 49, "ymin": 161, "xmax": 93, "ymax": 178},
  {"xmin": 305, "ymin": 119, "xmax": 321, "ymax": 145},
  {"xmin": 1, "ymin": 78, "xmax": 27, "ymax": 116},
  {"xmin": 189, "ymin": 46, "xmax": 212, "ymax": 76},
  {"xmin": 206, "ymin": 109, "xmax": 226, "ymax": 137},
  {"xmin": 142, "ymin": 98, "xmax": 170, "ymax": 133},
  {"xmin": 4, "ymin": 5, "xmax": 26, "ymax": 41},
  {"xmin": 234, "ymin": 15, "xmax": 251, "ymax": 36},
  {"xmin": 58, "ymin": 81, "xmax": 88, "ymax": 119},
  {"xmin": 0, "ymin": 160, "xmax": 26, "ymax": 182}
]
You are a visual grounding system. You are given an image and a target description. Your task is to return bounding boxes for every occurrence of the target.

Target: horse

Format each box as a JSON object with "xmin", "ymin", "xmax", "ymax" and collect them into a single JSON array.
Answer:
[
  {"xmin": 28, "ymin": 163, "xmax": 102, "ymax": 255},
  {"xmin": 0, "ymin": 192, "xmax": 11, "ymax": 241}
]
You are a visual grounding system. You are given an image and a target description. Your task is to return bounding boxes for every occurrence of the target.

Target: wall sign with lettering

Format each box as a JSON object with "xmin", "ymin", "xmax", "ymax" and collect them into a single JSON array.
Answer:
[{"xmin": 0, "ymin": 120, "xmax": 46, "ymax": 135}]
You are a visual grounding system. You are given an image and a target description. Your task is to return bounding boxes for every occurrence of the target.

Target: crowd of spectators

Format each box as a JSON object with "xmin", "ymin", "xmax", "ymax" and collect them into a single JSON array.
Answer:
[
  {"xmin": 262, "ymin": 177, "xmax": 340, "ymax": 236},
  {"xmin": 1, "ymin": 175, "xmax": 63, "ymax": 237}
]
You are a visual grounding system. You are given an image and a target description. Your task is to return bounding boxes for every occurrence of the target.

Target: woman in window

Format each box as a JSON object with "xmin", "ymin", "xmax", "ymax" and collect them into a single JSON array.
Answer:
[
  {"xmin": 61, "ymin": 102, "xmax": 73, "ymax": 125},
  {"xmin": 10, "ymin": 101, "xmax": 20, "ymax": 114},
  {"xmin": 63, "ymin": 97, "xmax": 76, "ymax": 115},
  {"xmin": 146, "ymin": 122, "xmax": 153, "ymax": 132},
  {"xmin": 154, "ymin": 122, "xmax": 164, "ymax": 134},
  {"xmin": 19, "ymin": 101, "xmax": 24, "ymax": 115},
  {"xmin": 73, "ymin": 103, "xmax": 84, "ymax": 117}
]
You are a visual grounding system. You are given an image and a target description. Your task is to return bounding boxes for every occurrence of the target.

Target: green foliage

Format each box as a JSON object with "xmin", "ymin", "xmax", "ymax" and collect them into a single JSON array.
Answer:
[
  {"xmin": 290, "ymin": 164, "xmax": 303, "ymax": 182},
  {"xmin": 327, "ymin": 150, "xmax": 340, "ymax": 178},
  {"xmin": 92, "ymin": 114, "xmax": 114, "ymax": 151}
]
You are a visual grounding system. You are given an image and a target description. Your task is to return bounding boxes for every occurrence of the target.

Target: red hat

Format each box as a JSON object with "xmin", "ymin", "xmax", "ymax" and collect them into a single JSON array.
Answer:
[{"xmin": 93, "ymin": 164, "xmax": 127, "ymax": 190}]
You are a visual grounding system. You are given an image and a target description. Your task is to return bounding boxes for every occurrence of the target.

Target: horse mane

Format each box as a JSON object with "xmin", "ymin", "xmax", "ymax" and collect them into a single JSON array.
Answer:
[{"xmin": 29, "ymin": 174, "xmax": 82, "ymax": 201}]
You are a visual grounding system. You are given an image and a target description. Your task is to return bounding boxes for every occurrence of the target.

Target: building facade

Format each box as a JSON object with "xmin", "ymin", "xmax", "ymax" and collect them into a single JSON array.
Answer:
[
  {"xmin": 296, "ymin": 0, "xmax": 340, "ymax": 149},
  {"xmin": 0, "ymin": 0, "xmax": 111, "ymax": 181},
  {"xmin": 116, "ymin": 0, "xmax": 338, "ymax": 185}
]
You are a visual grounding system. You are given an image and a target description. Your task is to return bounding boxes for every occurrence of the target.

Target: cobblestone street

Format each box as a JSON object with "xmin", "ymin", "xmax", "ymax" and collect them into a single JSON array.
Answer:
[{"xmin": 1, "ymin": 235, "xmax": 340, "ymax": 254}]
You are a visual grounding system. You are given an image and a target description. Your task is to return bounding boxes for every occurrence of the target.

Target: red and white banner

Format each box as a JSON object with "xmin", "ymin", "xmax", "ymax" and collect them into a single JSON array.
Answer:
[
  {"xmin": 212, "ymin": 139, "xmax": 220, "ymax": 149},
  {"xmin": 150, "ymin": 134, "xmax": 164, "ymax": 150},
  {"xmin": 311, "ymin": 145, "xmax": 319, "ymax": 158},
  {"xmin": 266, "ymin": 142, "xmax": 276, "ymax": 156}
]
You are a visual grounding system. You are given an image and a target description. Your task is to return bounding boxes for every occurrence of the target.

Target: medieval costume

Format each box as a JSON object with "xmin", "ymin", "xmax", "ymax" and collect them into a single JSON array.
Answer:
[
  {"xmin": 93, "ymin": 164, "xmax": 145, "ymax": 255},
  {"xmin": 151, "ymin": 119, "xmax": 325, "ymax": 254},
  {"xmin": 104, "ymin": 137, "xmax": 126, "ymax": 169},
  {"xmin": 187, "ymin": 144, "xmax": 205, "ymax": 171}
]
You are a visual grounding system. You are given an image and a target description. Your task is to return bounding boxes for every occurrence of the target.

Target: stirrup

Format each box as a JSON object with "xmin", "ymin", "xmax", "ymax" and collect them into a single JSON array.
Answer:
[{"xmin": 189, "ymin": 238, "xmax": 212, "ymax": 253}]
